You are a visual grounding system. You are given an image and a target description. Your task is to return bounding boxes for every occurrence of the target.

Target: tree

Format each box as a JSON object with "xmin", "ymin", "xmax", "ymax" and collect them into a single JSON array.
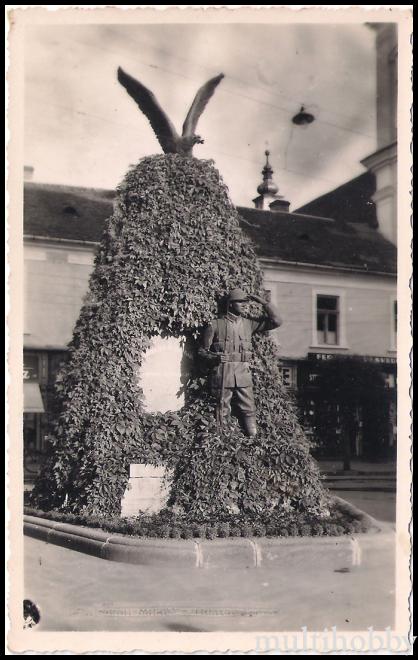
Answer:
[{"xmin": 32, "ymin": 154, "xmax": 330, "ymax": 520}]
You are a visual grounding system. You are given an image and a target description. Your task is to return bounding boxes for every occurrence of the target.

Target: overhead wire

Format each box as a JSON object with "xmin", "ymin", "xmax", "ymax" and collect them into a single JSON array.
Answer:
[
  {"xmin": 52, "ymin": 34, "xmax": 374, "ymax": 140},
  {"xmin": 28, "ymin": 96, "xmax": 343, "ymax": 186},
  {"xmin": 104, "ymin": 28, "xmax": 375, "ymax": 134}
]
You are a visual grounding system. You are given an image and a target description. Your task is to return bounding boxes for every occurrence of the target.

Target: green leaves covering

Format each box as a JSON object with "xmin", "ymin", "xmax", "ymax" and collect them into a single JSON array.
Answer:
[{"xmin": 32, "ymin": 154, "xmax": 330, "ymax": 521}]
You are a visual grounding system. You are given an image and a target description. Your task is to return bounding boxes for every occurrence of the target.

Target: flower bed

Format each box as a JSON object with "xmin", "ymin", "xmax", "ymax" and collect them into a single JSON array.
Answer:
[{"xmin": 24, "ymin": 497, "xmax": 374, "ymax": 540}]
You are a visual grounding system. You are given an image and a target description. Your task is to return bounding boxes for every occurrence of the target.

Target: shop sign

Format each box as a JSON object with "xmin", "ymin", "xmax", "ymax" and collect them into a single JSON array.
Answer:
[
  {"xmin": 308, "ymin": 353, "xmax": 397, "ymax": 365},
  {"xmin": 23, "ymin": 355, "xmax": 39, "ymax": 382},
  {"xmin": 278, "ymin": 365, "xmax": 297, "ymax": 389}
]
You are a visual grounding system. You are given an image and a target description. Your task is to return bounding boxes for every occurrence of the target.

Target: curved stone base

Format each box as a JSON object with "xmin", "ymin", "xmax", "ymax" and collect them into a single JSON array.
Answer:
[{"xmin": 23, "ymin": 499, "xmax": 394, "ymax": 570}]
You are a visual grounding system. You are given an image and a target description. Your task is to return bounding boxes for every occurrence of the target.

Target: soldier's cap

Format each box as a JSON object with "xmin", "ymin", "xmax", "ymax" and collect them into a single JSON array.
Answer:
[{"xmin": 228, "ymin": 287, "xmax": 249, "ymax": 302}]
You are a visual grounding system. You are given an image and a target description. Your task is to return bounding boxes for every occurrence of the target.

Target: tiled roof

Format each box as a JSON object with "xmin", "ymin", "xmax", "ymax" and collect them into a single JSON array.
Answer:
[
  {"xmin": 23, "ymin": 182, "xmax": 115, "ymax": 243},
  {"xmin": 237, "ymin": 206, "xmax": 396, "ymax": 274},
  {"xmin": 294, "ymin": 172, "xmax": 378, "ymax": 227},
  {"xmin": 24, "ymin": 181, "xmax": 396, "ymax": 275}
]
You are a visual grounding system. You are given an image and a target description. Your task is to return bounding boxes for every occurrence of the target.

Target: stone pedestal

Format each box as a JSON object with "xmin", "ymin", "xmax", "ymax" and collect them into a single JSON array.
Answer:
[{"xmin": 120, "ymin": 464, "xmax": 172, "ymax": 518}]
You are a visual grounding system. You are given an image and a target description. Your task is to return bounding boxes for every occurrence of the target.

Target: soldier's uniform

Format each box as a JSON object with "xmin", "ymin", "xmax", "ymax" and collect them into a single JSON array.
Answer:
[{"xmin": 199, "ymin": 289, "xmax": 281, "ymax": 436}]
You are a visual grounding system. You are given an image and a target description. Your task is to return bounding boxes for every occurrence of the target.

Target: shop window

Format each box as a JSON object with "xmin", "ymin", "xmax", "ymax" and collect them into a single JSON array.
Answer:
[
  {"xmin": 316, "ymin": 295, "xmax": 339, "ymax": 345},
  {"xmin": 389, "ymin": 401, "xmax": 397, "ymax": 448},
  {"xmin": 23, "ymin": 412, "xmax": 44, "ymax": 480},
  {"xmin": 48, "ymin": 351, "xmax": 69, "ymax": 383},
  {"xmin": 24, "ymin": 413, "xmax": 37, "ymax": 450},
  {"xmin": 23, "ymin": 352, "xmax": 48, "ymax": 482}
]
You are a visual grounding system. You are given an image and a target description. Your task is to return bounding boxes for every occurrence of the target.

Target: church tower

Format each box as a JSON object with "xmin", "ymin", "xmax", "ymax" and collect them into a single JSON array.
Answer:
[{"xmin": 252, "ymin": 150, "xmax": 290, "ymax": 212}]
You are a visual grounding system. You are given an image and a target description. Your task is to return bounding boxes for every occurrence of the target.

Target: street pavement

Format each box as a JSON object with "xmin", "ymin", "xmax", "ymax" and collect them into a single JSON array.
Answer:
[
  {"xmin": 23, "ymin": 494, "xmax": 395, "ymax": 633},
  {"xmin": 335, "ymin": 490, "xmax": 395, "ymax": 524},
  {"xmin": 318, "ymin": 459, "xmax": 396, "ymax": 475},
  {"xmin": 319, "ymin": 458, "xmax": 396, "ymax": 524}
]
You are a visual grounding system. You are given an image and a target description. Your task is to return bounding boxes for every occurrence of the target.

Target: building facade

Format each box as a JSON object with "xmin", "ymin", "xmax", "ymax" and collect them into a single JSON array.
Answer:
[
  {"xmin": 290, "ymin": 21, "xmax": 398, "ymax": 459},
  {"xmin": 239, "ymin": 152, "xmax": 396, "ymax": 461},
  {"xmin": 23, "ymin": 183, "xmax": 112, "ymax": 483}
]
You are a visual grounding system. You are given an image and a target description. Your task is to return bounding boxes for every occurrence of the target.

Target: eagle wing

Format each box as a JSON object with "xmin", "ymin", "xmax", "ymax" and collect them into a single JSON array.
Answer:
[
  {"xmin": 117, "ymin": 67, "xmax": 179, "ymax": 153},
  {"xmin": 182, "ymin": 73, "xmax": 224, "ymax": 137}
]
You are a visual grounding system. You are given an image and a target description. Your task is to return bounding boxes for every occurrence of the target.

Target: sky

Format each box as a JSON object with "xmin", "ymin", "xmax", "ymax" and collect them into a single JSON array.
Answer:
[{"xmin": 24, "ymin": 21, "xmax": 377, "ymax": 210}]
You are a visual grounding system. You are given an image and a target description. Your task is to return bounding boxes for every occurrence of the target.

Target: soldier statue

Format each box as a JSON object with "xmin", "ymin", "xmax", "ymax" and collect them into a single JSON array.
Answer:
[{"xmin": 199, "ymin": 288, "xmax": 282, "ymax": 437}]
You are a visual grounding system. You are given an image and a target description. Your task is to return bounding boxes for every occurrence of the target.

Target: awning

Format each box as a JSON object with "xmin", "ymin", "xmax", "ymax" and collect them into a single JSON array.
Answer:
[{"xmin": 24, "ymin": 382, "xmax": 45, "ymax": 413}]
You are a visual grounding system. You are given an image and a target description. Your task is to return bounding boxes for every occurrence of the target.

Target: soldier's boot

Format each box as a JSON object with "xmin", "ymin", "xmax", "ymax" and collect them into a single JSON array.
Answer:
[{"xmin": 242, "ymin": 414, "xmax": 257, "ymax": 437}]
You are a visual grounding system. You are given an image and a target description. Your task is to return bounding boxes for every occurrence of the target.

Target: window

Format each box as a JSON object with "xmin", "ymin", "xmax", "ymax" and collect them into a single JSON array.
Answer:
[
  {"xmin": 316, "ymin": 295, "xmax": 339, "ymax": 345},
  {"xmin": 23, "ymin": 352, "xmax": 47, "ymax": 469},
  {"xmin": 311, "ymin": 289, "xmax": 347, "ymax": 349},
  {"xmin": 63, "ymin": 205, "xmax": 80, "ymax": 217}
]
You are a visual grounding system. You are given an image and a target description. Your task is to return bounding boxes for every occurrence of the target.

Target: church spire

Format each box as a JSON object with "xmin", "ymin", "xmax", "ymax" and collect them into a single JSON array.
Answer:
[
  {"xmin": 253, "ymin": 150, "xmax": 290, "ymax": 212},
  {"xmin": 257, "ymin": 150, "xmax": 279, "ymax": 197}
]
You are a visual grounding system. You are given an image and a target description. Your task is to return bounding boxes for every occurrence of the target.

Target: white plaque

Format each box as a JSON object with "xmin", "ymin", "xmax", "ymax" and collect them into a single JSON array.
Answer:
[
  {"xmin": 139, "ymin": 336, "xmax": 185, "ymax": 413},
  {"xmin": 120, "ymin": 464, "xmax": 172, "ymax": 517}
]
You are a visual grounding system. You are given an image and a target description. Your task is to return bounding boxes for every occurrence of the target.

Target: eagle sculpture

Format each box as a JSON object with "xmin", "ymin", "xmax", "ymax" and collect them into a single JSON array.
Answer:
[{"xmin": 117, "ymin": 67, "xmax": 224, "ymax": 156}]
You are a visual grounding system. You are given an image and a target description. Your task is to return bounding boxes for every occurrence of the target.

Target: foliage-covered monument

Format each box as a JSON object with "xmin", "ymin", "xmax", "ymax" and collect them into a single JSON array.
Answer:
[{"xmin": 32, "ymin": 69, "xmax": 331, "ymax": 521}]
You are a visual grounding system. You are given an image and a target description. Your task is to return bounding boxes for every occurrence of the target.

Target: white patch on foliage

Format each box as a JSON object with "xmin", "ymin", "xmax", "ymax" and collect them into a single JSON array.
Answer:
[{"xmin": 140, "ymin": 336, "xmax": 185, "ymax": 413}]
